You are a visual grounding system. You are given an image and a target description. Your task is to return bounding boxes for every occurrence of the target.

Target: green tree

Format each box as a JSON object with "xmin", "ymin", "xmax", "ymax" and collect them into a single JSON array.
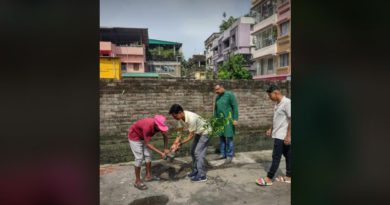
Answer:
[
  {"xmin": 149, "ymin": 47, "xmax": 177, "ymax": 59},
  {"xmin": 244, "ymin": 12, "xmax": 255, "ymax": 17},
  {"xmin": 181, "ymin": 59, "xmax": 189, "ymax": 77},
  {"xmin": 219, "ymin": 16, "xmax": 237, "ymax": 32},
  {"xmin": 181, "ymin": 57, "xmax": 193, "ymax": 78},
  {"xmin": 206, "ymin": 70, "xmax": 214, "ymax": 80},
  {"xmin": 217, "ymin": 54, "xmax": 252, "ymax": 80}
]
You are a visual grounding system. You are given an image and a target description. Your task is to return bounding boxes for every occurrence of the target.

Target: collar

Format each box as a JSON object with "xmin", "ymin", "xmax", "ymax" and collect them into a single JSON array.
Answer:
[
  {"xmin": 276, "ymin": 96, "xmax": 286, "ymax": 106},
  {"xmin": 218, "ymin": 91, "xmax": 226, "ymax": 96}
]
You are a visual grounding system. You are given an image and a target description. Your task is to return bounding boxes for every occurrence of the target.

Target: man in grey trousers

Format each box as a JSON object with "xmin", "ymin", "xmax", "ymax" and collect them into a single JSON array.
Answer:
[{"xmin": 169, "ymin": 104, "xmax": 211, "ymax": 182}]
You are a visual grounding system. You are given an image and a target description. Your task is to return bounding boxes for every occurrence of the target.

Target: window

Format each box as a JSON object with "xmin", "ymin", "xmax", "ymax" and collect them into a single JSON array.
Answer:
[
  {"xmin": 121, "ymin": 63, "xmax": 126, "ymax": 71},
  {"xmin": 260, "ymin": 59, "xmax": 265, "ymax": 75},
  {"xmin": 257, "ymin": 58, "xmax": 275, "ymax": 75},
  {"xmin": 133, "ymin": 63, "xmax": 140, "ymax": 71},
  {"xmin": 223, "ymin": 39, "xmax": 230, "ymax": 49},
  {"xmin": 280, "ymin": 21, "xmax": 289, "ymax": 36},
  {"xmin": 256, "ymin": 61, "xmax": 261, "ymax": 75},
  {"xmin": 155, "ymin": 66, "xmax": 162, "ymax": 72},
  {"xmin": 251, "ymin": 0, "xmax": 277, "ymax": 23},
  {"xmin": 267, "ymin": 58, "xmax": 274, "ymax": 73},
  {"xmin": 231, "ymin": 35, "xmax": 236, "ymax": 48},
  {"xmin": 279, "ymin": 53, "xmax": 289, "ymax": 67},
  {"xmin": 255, "ymin": 26, "xmax": 277, "ymax": 50}
]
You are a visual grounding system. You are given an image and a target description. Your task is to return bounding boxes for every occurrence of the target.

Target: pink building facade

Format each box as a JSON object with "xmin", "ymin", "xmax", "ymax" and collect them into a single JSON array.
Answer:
[
  {"xmin": 100, "ymin": 27, "xmax": 149, "ymax": 74},
  {"xmin": 100, "ymin": 41, "xmax": 146, "ymax": 73}
]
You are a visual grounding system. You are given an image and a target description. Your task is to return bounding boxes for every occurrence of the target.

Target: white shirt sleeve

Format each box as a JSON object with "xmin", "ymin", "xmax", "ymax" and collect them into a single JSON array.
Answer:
[{"xmin": 285, "ymin": 100, "xmax": 291, "ymax": 118}]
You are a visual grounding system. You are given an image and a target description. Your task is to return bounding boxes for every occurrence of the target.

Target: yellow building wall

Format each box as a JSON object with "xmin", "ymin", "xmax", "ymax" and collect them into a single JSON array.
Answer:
[
  {"xmin": 195, "ymin": 72, "xmax": 206, "ymax": 80},
  {"xmin": 277, "ymin": 34, "xmax": 291, "ymax": 75},
  {"xmin": 100, "ymin": 57, "xmax": 121, "ymax": 80},
  {"xmin": 277, "ymin": 35, "xmax": 290, "ymax": 53}
]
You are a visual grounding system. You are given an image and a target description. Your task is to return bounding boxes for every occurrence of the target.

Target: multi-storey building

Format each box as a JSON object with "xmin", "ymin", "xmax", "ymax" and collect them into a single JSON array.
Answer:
[
  {"xmin": 100, "ymin": 27, "xmax": 148, "ymax": 74},
  {"xmin": 207, "ymin": 17, "xmax": 255, "ymax": 76},
  {"xmin": 250, "ymin": 0, "xmax": 278, "ymax": 79},
  {"xmin": 250, "ymin": 0, "xmax": 291, "ymax": 80},
  {"xmin": 188, "ymin": 54, "xmax": 207, "ymax": 80},
  {"xmin": 146, "ymin": 39, "xmax": 183, "ymax": 78},
  {"xmin": 204, "ymin": 33, "xmax": 221, "ymax": 74},
  {"xmin": 275, "ymin": 0, "xmax": 291, "ymax": 78}
]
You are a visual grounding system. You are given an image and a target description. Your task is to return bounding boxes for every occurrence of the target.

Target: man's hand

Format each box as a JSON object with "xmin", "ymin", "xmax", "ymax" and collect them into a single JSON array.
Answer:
[
  {"xmin": 161, "ymin": 152, "xmax": 167, "ymax": 159},
  {"xmin": 170, "ymin": 144, "xmax": 177, "ymax": 151},
  {"xmin": 266, "ymin": 128, "xmax": 272, "ymax": 137},
  {"xmin": 233, "ymin": 120, "xmax": 238, "ymax": 126},
  {"xmin": 170, "ymin": 142, "xmax": 181, "ymax": 153},
  {"xmin": 284, "ymin": 136, "xmax": 291, "ymax": 145}
]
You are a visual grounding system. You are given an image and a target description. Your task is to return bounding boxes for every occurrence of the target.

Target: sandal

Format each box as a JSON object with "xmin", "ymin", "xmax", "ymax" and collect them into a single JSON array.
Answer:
[
  {"xmin": 256, "ymin": 177, "xmax": 273, "ymax": 186},
  {"xmin": 276, "ymin": 176, "xmax": 291, "ymax": 183},
  {"xmin": 134, "ymin": 183, "xmax": 148, "ymax": 190},
  {"xmin": 144, "ymin": 176, "xmax": 160, "ymax": 182}
]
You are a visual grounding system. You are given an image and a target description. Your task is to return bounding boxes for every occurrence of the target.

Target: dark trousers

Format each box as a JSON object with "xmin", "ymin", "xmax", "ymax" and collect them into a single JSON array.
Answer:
[{"xmin": 267, "ymin": 138, "xmax": 291, "ymax": 179}]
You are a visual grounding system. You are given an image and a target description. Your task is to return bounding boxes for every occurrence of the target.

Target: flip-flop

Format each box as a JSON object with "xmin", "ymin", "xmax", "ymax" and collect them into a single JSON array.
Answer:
[
  {"xmin": 276, "ymin": 176, "xmax": 291, "ymax": 183},
  {"xmin": 144, "ymin": 176, "xmax": 160, "ymax": 182},
  {"xmin": 256, "ymin": 177, "xmax": 273, "ymax": 186},
  {"xmin": 134, "ymin": 183, "xmax": 148, "ymax": 190}
]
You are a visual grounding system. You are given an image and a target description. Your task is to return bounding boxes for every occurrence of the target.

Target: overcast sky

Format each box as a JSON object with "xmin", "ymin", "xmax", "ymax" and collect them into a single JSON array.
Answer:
[{"xmin": 100, "ymin": 0, "xmax": 251, "ymax": 59}]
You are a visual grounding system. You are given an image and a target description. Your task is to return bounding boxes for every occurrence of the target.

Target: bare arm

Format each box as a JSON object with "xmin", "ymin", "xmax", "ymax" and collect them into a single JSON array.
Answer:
[
  {"xmin": 284, "ymin": 118, "xmax": 291, "ymax": 145},
  {"xmin": 142, "ymin": 130, "xmax": 165, "ymax": 158},
  {"xmin": 180, "ymin": 132, "xmax": 194, "ymax": 145},
  {"xmin": 266, "ymin": 127, "xmax": 273, "ymax": 137},
  {"xmin": 162, "ymin": 133, "xmax": 170, "ymax": 154},
  {"xmin": 284, "ymin": 100, "xmax": 291, "ymax": 144},
  {"xmin": 145, "ymin": 142, "xmax": 165, "ymax": 158},
  {"xmin": 170, "ymin": 135, "xmax": 182, "ymax": 152},
  {"xmin": 287, "ymin": 119, "xmax": 291, "ymax": 138}
]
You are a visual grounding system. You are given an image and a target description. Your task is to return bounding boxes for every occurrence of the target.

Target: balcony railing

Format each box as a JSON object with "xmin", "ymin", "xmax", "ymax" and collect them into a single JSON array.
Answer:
[
  {"xmin": 115, "ymin": 46, "xmax": 144, "ymax": 55},
  {"xmin": 148, "ymin": 55, "xmax": 181, "ymax": 62},
  {"xmin": 252, "ymin": 44, "xmax": 277, "ymax": 60},
  {"xmin": 251, "ymin": 14, "xmax": 277, "ymax": 34},
  {"xmin": 276, "ymin": 66, "xmax": 290, "ymax": 75}
]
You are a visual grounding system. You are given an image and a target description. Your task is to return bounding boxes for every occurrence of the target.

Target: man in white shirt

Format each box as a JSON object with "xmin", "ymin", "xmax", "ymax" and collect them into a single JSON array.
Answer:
[
  {"xmin": 169, "ymin": 104, "xmax": 211, "ymax": 182},
  {"xmin": 256, "ymin": 85, "xmax": 291, "ymax": 186}
]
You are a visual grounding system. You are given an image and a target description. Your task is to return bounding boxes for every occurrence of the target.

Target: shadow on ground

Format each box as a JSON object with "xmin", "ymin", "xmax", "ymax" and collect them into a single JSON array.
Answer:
[
  {"xmin": 142, "ymin": 152, "xmax": 288, "ymax": 182},
  {"xmin": 128, "ymin": 195, "xmax": 169, "ymax": 205},
  {"xmin": 150, "ymin": 162, "xmax": 192, "ymax": 181}
]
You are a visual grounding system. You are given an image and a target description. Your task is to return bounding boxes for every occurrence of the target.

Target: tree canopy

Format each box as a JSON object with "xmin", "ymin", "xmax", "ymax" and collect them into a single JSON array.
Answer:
[
  {"xmin": 219, "ymin": 16, "xmax": 237, "ymax": 32},
  {"xmin": 217, "ymin": 54, "xmax": 252, "ymax": 80}
]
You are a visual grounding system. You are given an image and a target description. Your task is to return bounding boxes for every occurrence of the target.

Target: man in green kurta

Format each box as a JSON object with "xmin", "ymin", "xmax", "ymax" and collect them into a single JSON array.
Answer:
[{"xmin": 214, "ymin": 84, "xmax": 239, "ymax": 164}]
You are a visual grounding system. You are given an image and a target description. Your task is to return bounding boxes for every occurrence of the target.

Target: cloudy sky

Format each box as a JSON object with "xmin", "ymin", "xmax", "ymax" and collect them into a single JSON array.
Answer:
[{"xmin": 100, "ymin": 0, "xmax": 251, "ymax": 59}]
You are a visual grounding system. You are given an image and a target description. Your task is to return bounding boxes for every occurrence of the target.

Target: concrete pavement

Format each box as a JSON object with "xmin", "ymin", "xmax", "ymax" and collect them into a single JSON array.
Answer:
[{"xmin": 100, "ymin": 150, "xmax": 290, "ymax": 205}]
